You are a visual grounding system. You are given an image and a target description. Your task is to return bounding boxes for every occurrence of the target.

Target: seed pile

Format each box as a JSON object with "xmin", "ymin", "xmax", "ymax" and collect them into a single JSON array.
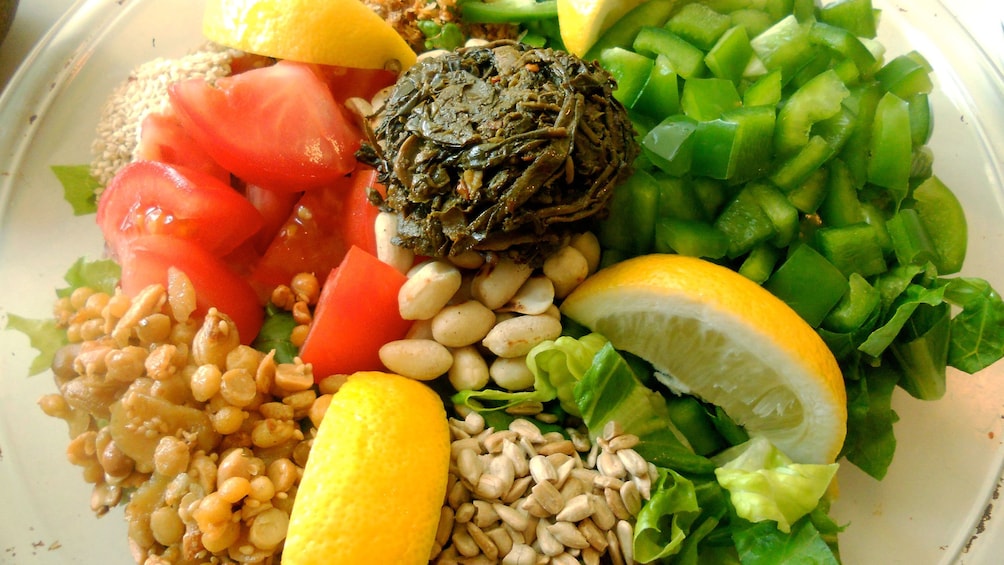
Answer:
[
  {"xmin": 41, "ymin": 269, "xmax": 335, "ymax": 564},
  {"xmin": 434, "ymin": 412, "xmax": 651, "ymax": 565}
]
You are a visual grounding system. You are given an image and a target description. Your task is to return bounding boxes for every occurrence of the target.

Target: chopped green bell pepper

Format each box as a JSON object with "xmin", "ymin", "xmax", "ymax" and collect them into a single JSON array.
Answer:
[
  {"xmin": 600, "ymin": 47, "xmax": 654, "ymax": 108},
  {"xmin": 692, "ymin": 105, "xmax": 776, "ymax": 181},
  {"xmin": 681, "ymin": 77, "xmax": 742, "ymax": 121},
  {"xmin": 775, "ymin": 69, "xmax": 850, "ymax": 157},
  {"xmin": 815, "ymin": 223, "xmax": 889, "ymax": 278},
  {"xmin": 770, "ymin": 135, "xmax": 836, "ymax": 192},
  {"xmin": 866, "ymin": 92, "xmax": 912, "ymax": 203},
  {"xmin": 742, "ymin": 69, "xmax": 782, "ymax": 107},
  {"xmin": 819, "ymin": 0, "xmax": 877, "ymax": 39},
  {"xmin": 705, "ymin": 25, "xmax": 755, "ymax": 84},
  {"xmin": 666, "ymin": 3, "xmax": 733, "ymax": 51},
  {"xmin": 634, "ymin": 54, "xmax": 680, "ymax": 120},
  {"xmin": 633, "ymin": 26, "xmax": 708, "ymax": 80},
  {"xmin": 739, "ymin": 242, "xmax": 781, "ymax": 284},
  {"xmin": 642, "ymin": 114, "xmax": 698, "ymax": 176},
  {"xmin": 909, "ymin": 175, "xmax": 967, "ymax": 274},
  {"xmin": 654, "ymin": 218, "xmax": 730, "ymax": 259},
  {"xmin": 764, "ymin": 244, "xmax": 849, "ymax": 327},
  {"xmin": 457, "ymin": 0, "xmax": 557, "ymax": 23}
]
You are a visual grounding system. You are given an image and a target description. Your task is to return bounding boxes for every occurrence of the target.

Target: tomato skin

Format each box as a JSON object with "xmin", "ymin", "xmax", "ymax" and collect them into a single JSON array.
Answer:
[
  {"xmin": 135, "ymin": 111, "xmax": 230, "ymax": 183},
  {"xmin": 168, "ymin": 60, "xmax": 363, "ymax": 192},
  {"xmin": 305, "ymin": 64, "xmax": 398, "ymax": 103},
  {"xmin": 249, "ymin": 164, "xmax": 384, "ymax": 293},
  {"xmin": 299, "ymin": 246, "xmax": 412, "ymax": 380},
  {"xmin": 244, "ymin": 184, "xmax": 303, "ymax": 253},
  {"xmin": 97, "ymin": 161, "xmax": 264, "ymax": 260},
  {"xmin": 120, "ymin": 235, "xmax": 264, "ymax": 344}
]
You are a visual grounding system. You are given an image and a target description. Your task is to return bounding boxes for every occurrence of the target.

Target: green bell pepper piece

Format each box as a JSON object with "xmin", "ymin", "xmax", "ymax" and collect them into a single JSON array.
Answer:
[
  {"xmin": 822, "ymin": 272, "xmax": 882, "ymax": 333},
  {"xmin": 634, "ymin": 54, "xmax": 680, "ymax": 120},
  {"xmin": 819, "ymin": 0, "xmax": 877, "ymax": 39},
  {"xmin": 909, "ymin": 175, "xmax": 968, "ymax": 274},
  {"xmin": 742, "ymin": 69, "xmax": 782, "ymax": 107},
  {"xmin": 666, "ymin": 3, "xmax": 733, "ymax": 51},
  {"xmin": 786, "ymin": 166, "xmax": 829, "ymax": 213},
  {"xmin": 764, "ymin": 244, "xmax": 849, "ymax": 327},
  {"xmin": 886, "ymin": 207, "xmax": 938, "ymax": 268},
  {"xmin": 739, "ymin": 242, "xmax": 781, "ymax": 284},
  {"xmin": 907, "ymin": 92, "xmax": 933, "ymax": 147},
  {"xmin": 705, "ymin": 25, "xmax": 755, "ymax": 84},
  {"xmin": 584, "ymin": 0, "xmax": 677, "ymax": 61},
  {"xmin": 655, "ymin": 174, "xmax": 707, "ymax": 222},
  {"xmin": 815, "ymin": 223, "xmax": 889, "ymax": 278},
  {"xmin": 875, "ymin": 51, "xmax": 933, "ymax": 99},
  {"xmin": 600, "ymin": 47, "xmax": 654, "ymax": 108},
  {"xmin": 714, "ymin": 185, "xmax": 777, "ymax": 258},
  {"xmin": 867, "ymin": 92, "xmax": 912, "ymax": 202},
  {"xmin": 456, "ymin": 0, "xmax": 557, "ymax": 22},
  {"xmin": 749, "ymin": 181, "xmax": 799, "ymax": 247},
  {"xmin": 730, "ymin": 9, "xmax": 774, "ymax": 38},
  {"xmin": 692, "ymin": 105, "xmax": 776, "ymax": 181},
  {"xmin": 599, "ymin": 169, "xmax": 660, "ymax": 255},
  {"xmin": 654, "ymin": 218, "xmax": 730, "ymax": 259},
  {"xmin": 860, "ymin": 201, "xmax": 894, "ymax": 254},
  {"xmin": 665, "ymin": 395, "xmax": 727, "ymax": 456},
  {"xmin": 839, "ymin": 82, "xmax": 884, "ymax": 187},
  {"xmin": 693, "ymin": 177, "xmax": 730, "ymax": 218},
  {"xmin": 813, "ymin": 105, "xmax": 857, "ymax": 154},
  {"xmin": 750, "ymin": 15, "xmax": 817, "ymax": 84},
  {"xmin": 818, "ymin": 158, "xmax": 863, "ymax": 227},
  {"xmin": 770, "ymin": 134, "xmax": 836, "ymax": 192},
  {"xmin": 642, "ymin": 114, "xmax": 698, "ymax": 176},
  {"xmin": 633, "ymin": 26, "xmax": 708, "ymax": 80},
  {"xmin": 808, "ymin": 21, "xmax": 879, "ymax": 76},
  {"xmin": 680, "ymin": 77, "xmax": 742, "ymax": 121},
  {"xmin": 775, "ymin": 69, "xmax": 850, "ymax": 157}
]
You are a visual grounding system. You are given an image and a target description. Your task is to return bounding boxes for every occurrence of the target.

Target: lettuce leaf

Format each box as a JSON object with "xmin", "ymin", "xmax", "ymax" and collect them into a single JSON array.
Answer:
[
  {"xmin": 4, "ymin": 314, "xmax": 68, "ymax": 376},
  {"xmin": 57, "ymin": 257, "xmax": 120, "ymax": 298},
  {"xmin": 732, "ymin": 516, "xmax": 840, "ymax": 565},
  {"xmin": 712, "ymin": 436, "xmax": 838, "ymax": 534},
  {"xmin": 634, "ymin": 467, "xmax": 701, "ymax": 562},
  {"xmin": 51, "ymin": 164, "xmax": 102, "ymax": 215}
]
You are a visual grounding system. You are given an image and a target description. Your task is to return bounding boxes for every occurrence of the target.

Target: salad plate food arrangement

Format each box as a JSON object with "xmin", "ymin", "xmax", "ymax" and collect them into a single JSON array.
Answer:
[{"xmin": 1, "ymin": 0, "xmax": 1003, "ymax": 563}]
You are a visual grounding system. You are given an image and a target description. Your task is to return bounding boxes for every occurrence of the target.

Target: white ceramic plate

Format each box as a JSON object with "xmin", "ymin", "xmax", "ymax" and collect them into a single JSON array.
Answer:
[{"xmin": 1, "ymin": 1, "xmax": 1002, "ymax": 563}]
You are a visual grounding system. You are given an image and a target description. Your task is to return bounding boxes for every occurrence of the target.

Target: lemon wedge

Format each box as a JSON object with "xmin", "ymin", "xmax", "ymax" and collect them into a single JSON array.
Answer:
[
  {"xmin": 557, "ymin": 0, "xmax": 647, "ymax": 57},
  {"xmin": 284, "ymin": 372, "xmax": 449, "ymax": 564},
  {"xmin": 561, "ymin": 254, "xmax": 846, "ymax": 464},
  {"xmin": 202, "ymin": 0, "xmax": 417, "ymax": 70}
]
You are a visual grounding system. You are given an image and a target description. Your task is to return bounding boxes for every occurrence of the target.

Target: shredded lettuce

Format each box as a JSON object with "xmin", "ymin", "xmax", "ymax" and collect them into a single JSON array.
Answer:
[
  {"xmin": 633, "ymin": 467, "xmax": 702, "ymax": 562},
  {"xmin": 712, "ymin": 437, "xmax": 839, "ymax": 534}
]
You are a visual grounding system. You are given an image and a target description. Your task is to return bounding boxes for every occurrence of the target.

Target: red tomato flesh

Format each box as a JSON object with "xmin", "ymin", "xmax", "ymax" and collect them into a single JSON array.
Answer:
[
  {"xmin": 119, "ymin": 235, "xmax": 264, "ymax": 344},
  {"xmin": 243, "ymin": 184, "xmax": 303, "ymax": 254},
  {"xmin": 134, "ymin": 111, "xmax": 230, "ymax": 183},
  {"xmin": 305, "ymin": 64, "xmax": 399, "ymax": 103},
  {"xmin": 299, "ymin": 246, "xmax": 412, "ymax": 381},
  {"xmin": 97, "ymin": 161, "xmax": 264, "ymax": 260},
  {"xmin": 168, "ymin": 60, "xmax": 363, "ymax": 192},
  {"xmin": 249, "ymin": 164, "xmax": 384, "ymax": 294}
]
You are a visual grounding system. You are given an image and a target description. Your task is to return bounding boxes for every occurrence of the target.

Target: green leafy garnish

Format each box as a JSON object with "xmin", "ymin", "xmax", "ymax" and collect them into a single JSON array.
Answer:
[
  {"xmin": 51, "ymin": 164, "xmax": 102, "ymax": 215},
  {"xmin": 4, "ymin": 314, "xmax": 68, "ymax": 376},
  {"xmin": 251, "ymin": 304, "xmax": 299, "ymax": 364},
  {"xmin": 57, "ymin": 257, "xmax": 121, "ymax": 298}
]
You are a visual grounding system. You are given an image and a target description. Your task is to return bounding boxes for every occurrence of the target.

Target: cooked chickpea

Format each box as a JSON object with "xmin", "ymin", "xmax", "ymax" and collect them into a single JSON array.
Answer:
[
  {"xmin": 153, "ymin": 436, "xmax": 190, "ymax": 477},
  {"xmin": 290, "ymin": 272, "xmax": 320, "ymax": 305},
  {"xmin": 219, "ymin": 368, "xmax": 257, "ymax": 407},
  {"xmin": 211, "ymin": 406, "xmax": 247, "ymax": 435},
  {"xmin": 267, "ymin": 458, "xmax": 298, "ymax": 494},
  {"xmin": 190, "ymin": 364, "xmax": 222, "ymax": 402},
  {"xmin": 248, "ymin": 507, "xmax": 289, "ymax": 551},
  {"xmin": 249, "ymin": 475, "xmax": 276, "ymax": 502},
  {"xmin": 219, "ymin": 476, "xmax": 252, "ymax": 503},
  {"xmin": 150, "ymin": 506, "xmax": 185, "ymax": 546}
]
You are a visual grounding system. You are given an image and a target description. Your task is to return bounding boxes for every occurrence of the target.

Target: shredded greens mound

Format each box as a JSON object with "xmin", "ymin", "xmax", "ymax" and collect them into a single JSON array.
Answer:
[{"xmin": 361, "ymin": 40, "xmax": 639, "ymax": 265}]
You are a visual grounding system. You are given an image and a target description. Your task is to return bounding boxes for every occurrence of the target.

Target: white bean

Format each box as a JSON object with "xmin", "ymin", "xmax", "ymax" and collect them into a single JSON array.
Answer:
[
  {"xmin": 472, "ymin": 258, "xmax": 533, "ymax": 310},
  {"xmin": 543, "ymin": 245, "xmax": 589, "ymax": 299},
  {"xmin": 405, "ymin": 318, "xmax": 434, "ymax": 340},
  {"xmin": 448, "ymin": 346, "xmax": 490, "ymax": 392},
  {"xmin": 448, "ymin": 250, "xmax": 486, "ymax": 270},
  {"xmin": 499, "ymin": 277, "xmax": 555, "ymax": 315},
  {"xmin": 431, "ymin": 300, "xmax": 496, "ymax": 348},
  {"xmin": 374, "ymin": 212, "xmax": 415, "ymax": 274},
  {"xmin": 569, "ymin": 232, "xmax": 602, "ymax": 275},
  {"xmin": 398, "ymin": 260, "xmax": 462, "ymax": 320},
  {"xmin": 378, "ymin": 339, "xmax": 453, "ymax": 380},
  {"xmin": 482, "ymin": 314, "xmax": 563, "ymax": 358},
  {"xmin": 490, "ymin": 356, "xmax": 536, "ymax": 391}
]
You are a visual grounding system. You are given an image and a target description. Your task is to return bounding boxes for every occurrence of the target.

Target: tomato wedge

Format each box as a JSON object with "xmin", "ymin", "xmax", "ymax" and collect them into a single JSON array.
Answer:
[
  {"xmin": 96, "ymin": 161, "xmax": 264, "ymax": 260},
  {"xmin": 168, "ymin": 60, "xmax": 363, "ymax": 192},
  {"xmin": 244, "ymin": 184, "xmax": 303, "ymax": 253},
  {"xmin": 249, "ymin": 164, "xmax": 384, "ymax": 292},
  {"xmin": 299, "ymin": 246, "xmax": 412, "ymax": 380},
  {"xmin": 305, "ymin": 64, "xmax": 398, "ymax": 103},
  {"xmin": 134, "ymin": 111, "xmax": 230, "ymax": 183},
  {"xmin": 119, "ymin": 235, "xmax": 264, "ymax": 344}
]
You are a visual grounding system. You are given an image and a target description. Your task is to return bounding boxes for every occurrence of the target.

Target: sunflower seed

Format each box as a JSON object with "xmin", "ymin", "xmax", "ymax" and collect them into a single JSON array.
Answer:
[
  {"xmin": 502, "ymin": 543, "xmax": 538, "ymax": 565},
  {"xmin": 535, "ymin": 519, "xmax": 564, "ymax": 557},
  {"xmin": 555, "ymin": 493, "xmax": 593, "ymax": 523},
  {"xmin": 548, "ymin": 520, "xmax": 590, "ymax": 549}
]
